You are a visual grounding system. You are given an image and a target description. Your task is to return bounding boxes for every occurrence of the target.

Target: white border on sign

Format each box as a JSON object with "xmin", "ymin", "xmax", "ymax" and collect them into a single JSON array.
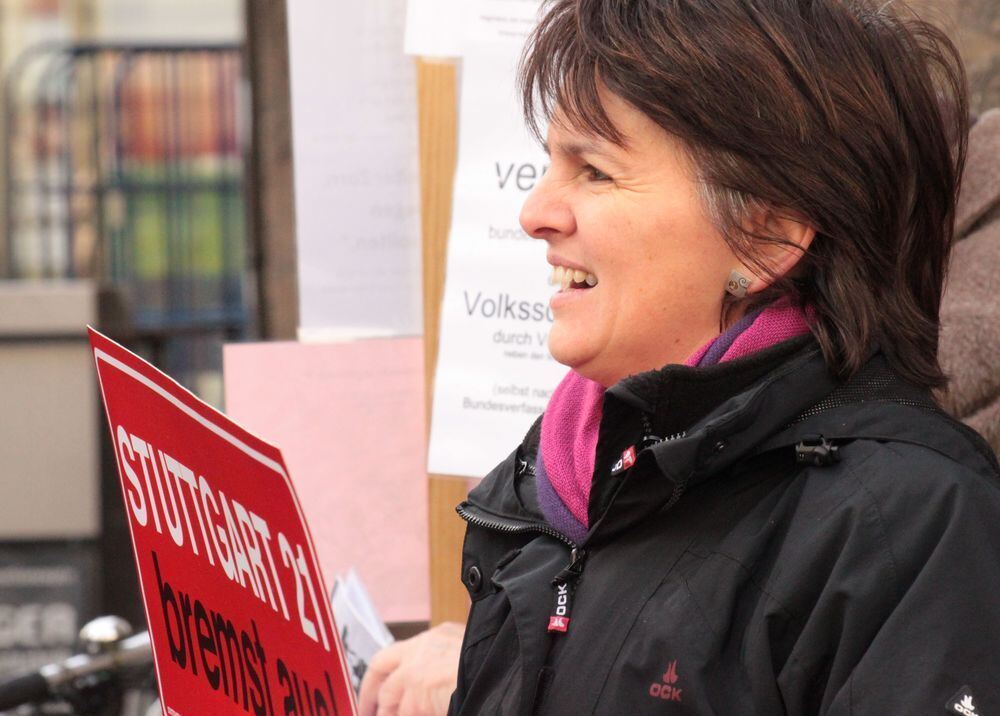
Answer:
[
  {"xmin": 92, "ymin": 344, "xmax": 358, "ymax": 716},
  {"xmin": 95, "ymin": 349, "xmax": 286, "ymax": 475}
]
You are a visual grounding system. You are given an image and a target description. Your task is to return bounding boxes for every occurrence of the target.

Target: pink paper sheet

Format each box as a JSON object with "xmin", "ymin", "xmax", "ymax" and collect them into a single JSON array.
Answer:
[{"xmin": 223, "ymin": 339, "xmax": 429, "ymax": 623}]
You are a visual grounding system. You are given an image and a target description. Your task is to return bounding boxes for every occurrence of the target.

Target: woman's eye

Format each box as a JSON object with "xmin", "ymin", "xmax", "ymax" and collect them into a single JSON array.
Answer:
[{"xmin": 583, "ymin": 164, "xmax": 612, "ymax": 182}]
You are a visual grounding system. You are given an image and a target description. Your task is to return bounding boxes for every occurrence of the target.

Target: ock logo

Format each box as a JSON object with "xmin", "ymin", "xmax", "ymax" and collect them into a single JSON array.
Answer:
[
  {"xmin": 548, "ymin": 583, "xmax": 571, "ymax": 633},
  {"xmin": 648, "ymin": 660, "xmax": 683, "ymax": 702},
  {"xmin": 611, "ymin": 446, "xmax": 637, "ymax": 476},
  {"xmin": 947, "ymin": 686, "xmax": 980, "ymax": 716}
]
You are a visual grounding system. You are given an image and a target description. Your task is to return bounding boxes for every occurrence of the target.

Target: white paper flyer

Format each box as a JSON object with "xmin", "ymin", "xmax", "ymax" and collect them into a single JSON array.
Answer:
[
  {"xmin": 288, "ymin": 1, "xmax": 423, "ymax": 340},
  {"xmin": 331, "ymin": 569, "xmax": 394, "ymax": 693},
  {"xmin": 427, "ymin": 1, "xmax": 567, "ymax": 478}
]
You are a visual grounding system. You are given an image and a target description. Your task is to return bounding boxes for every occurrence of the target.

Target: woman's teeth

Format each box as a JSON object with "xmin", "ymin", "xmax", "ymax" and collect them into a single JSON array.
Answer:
[{"xmin": 550, "ymin": 265, "xmax": 598, "ymax": 291}]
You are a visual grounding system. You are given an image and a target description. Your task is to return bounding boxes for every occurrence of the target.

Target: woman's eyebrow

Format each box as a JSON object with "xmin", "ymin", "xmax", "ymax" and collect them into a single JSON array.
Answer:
[{"xmin": 543, "ymin": 139, "xmax": 620, "ymax": 161}]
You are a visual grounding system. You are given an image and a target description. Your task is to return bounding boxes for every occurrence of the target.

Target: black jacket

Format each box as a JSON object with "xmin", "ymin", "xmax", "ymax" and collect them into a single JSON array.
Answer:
[{"xmin": 449, "ymin": 339, "xmax": 1000, "ymax": 715}]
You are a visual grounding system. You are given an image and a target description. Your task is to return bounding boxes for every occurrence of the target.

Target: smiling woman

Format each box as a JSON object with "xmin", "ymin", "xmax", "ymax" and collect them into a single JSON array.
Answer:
[
  {"xmin": 521, "ymin": 91, "xmax": 776, "ymax": 386},
  {"xmin": 360, "ymin": 1, "xmax": 1000, "ymax": 714}
]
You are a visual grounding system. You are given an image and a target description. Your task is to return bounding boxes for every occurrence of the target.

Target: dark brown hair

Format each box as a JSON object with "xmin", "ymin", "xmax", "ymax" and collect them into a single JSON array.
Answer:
[{"xmin": 519, "ymin": 0, "xmax": 968, "ymax": 387}]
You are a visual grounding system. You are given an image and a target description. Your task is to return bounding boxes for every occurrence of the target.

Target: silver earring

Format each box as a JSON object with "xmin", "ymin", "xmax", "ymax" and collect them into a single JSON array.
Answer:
[{"xmin": 726, "ymin": 270, "xmax": 751, "ymax": 298}]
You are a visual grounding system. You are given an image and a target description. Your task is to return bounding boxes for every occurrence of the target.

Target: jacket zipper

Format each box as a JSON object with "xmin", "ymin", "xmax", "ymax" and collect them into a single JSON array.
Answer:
[
  {"xmin": 547, "ymin": 546, "xmax": 587, "ymax": 634},
  {"xmin": 456, "ymin": 456, "xmax": 578, "ymax": 548},
  {"xmin": 459, "ymin": 421, "xmax": 685, "ymax": 643},
  {"xmin": 456, "ymin": 501, "xmax": 588, "ymax": 638},
  {"xmin": 455, "ymin": 502, "xmax": 578, "ymax": 550},
  {"xmin": 467, "ymin": 421, "xmax": 684, "ymax": 543},
  {"xmin": 639, "ymin": 413, "xmax": 686, "ymax": 449},
  {"xmin": 458, "ymin": 500, "xmax": 589, "ymax": 639}
]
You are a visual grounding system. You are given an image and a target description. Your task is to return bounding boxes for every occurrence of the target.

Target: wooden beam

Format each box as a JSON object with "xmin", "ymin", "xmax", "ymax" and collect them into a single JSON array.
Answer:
[
  {"xmin": 416, "ymin": 58, "xmax": 473, "ymax": 626},
  {"xmin": 244, "ymin": 0, "xmax": 298, "ymax": 340}
]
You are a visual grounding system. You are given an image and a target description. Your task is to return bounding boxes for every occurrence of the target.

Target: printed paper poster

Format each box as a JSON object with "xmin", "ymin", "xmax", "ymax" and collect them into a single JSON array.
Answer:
[
  {"xmin": 426, "ymin": 1, "xmax": 565, "ymax": 478},
  {"xmin": 289, "ymin": 1, "xmax": 422, "ymax": 340}
]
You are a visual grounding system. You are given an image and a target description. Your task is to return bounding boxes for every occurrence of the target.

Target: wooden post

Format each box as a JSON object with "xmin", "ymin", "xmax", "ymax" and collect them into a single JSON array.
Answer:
[
  {"xmin": 416, "ymin": 58, "xmax": 473, "ymax": 626},
  {"xmin": 244, "ymin": 0, "xmax": 299, "ymax": 340},
  {"xmin": 0, "ymin": 2, "xmax": 8, "ymax": 277}
]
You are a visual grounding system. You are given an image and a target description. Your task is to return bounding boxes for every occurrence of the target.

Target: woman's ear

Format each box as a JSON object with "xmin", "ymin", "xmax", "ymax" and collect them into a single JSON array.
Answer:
[{"xmin": 739, "ymin": 206, "xmax": 815, "ymax": 293}]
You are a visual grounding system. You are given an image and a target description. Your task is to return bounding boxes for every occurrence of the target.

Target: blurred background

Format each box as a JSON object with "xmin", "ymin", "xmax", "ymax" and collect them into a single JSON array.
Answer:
[
  {"xmin": 0, "ymin": 1, "xmax": 298, "ymax": 712},
  {"xmin": 4, "ymin": 0, "xmax": 249, "ymax": 400},
  {"xmin": 0, "ymin": 0, "xmax": 994, "ymax": 713},
  {"xmin": 911, "ymin": 0, "xmax": 999, "ymax": 112}
]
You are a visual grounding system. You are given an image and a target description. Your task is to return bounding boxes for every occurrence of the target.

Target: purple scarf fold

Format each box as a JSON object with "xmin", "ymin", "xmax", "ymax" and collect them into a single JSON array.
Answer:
[{"xmin": 535, "ymin": 300, "xmax": 812, "ymax": 541}]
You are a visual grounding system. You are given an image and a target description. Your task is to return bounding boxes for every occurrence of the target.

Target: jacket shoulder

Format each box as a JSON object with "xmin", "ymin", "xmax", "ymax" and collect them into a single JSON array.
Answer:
[
  {"xmin": 769, "ymin": 434, "xmax": 1000, "ymax": 711},
  {"xmin": 836, "ymin": 434, "xmax": 1000, "ymax": 571}
]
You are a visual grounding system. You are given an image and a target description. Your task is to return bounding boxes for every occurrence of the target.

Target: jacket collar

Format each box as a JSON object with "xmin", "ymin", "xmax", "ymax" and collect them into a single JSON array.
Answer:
[
  {"xmin": 587, "ymin": 336, "xmax": 836, "ymax": 542},
  {"xmin": 464, "ymin": 337, "xmax": 994, "ymax": 547},
  {"xmin": 465, "ymin": 336, "xmax": 826, "ymax": 537}
]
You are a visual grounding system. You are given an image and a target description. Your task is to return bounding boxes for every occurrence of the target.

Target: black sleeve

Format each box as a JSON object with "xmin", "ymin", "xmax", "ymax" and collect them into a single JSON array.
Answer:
[{"xmin": 781, "ymin": 447, "xmax": 1000, "ymax": 715}]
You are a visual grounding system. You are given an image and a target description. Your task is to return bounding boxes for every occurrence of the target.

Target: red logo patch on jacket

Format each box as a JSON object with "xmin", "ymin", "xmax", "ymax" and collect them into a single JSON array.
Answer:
[
  {"xmin": 648, "ymin": 660, "xmax": 683, "ymax": 702},
  {"xmin": 547, "ymin": 616, "xmax": 569, "ymax": 632}
]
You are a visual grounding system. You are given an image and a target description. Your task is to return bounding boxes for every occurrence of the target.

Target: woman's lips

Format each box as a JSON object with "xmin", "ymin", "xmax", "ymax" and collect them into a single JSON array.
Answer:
[{"xmin": 549, "ymin": 282, "xmax": 595, "ymax": 310}]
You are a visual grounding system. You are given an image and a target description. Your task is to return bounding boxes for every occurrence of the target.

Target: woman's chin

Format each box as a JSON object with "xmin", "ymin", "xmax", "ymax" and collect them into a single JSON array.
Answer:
[
  {"xmin": 548, "ymin": 331, "xmax": 612, "ymax": 384},
  {"xmin": 547, "ymin": 331, "xmax": 592, "ymax": 371}
]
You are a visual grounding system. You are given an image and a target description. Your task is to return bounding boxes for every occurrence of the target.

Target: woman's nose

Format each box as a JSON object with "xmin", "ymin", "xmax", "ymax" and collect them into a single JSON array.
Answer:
[{"xmin": 519, "ymin": 178, "xmax": 575, "ymax": 241}]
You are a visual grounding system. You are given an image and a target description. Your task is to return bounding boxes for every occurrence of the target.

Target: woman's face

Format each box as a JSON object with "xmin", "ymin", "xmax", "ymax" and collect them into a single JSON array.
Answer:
[{"xmin": 519, "ymin": 92, "xmax": 741, "ymax": 386}]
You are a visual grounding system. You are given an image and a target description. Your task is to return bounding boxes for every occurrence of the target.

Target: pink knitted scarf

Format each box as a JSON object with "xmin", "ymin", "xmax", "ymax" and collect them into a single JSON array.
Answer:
[{"xmin": 539, "ymin": 300, "xmax": 812, "ymax": 529}]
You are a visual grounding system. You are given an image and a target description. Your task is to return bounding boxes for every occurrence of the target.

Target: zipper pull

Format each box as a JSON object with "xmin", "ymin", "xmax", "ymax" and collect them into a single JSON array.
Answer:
[
  {"xmin": 548, "ymin": 548, "xmax": 587, "ymax": 634},
  {"xmin": 639, "ymin": 413, "xmax": 662, "ymax": 450}
]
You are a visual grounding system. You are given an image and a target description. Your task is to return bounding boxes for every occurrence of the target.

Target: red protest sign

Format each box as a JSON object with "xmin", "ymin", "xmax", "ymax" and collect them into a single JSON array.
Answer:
[{"xmin": 89, "ymin": 328, "xmax": 357, "ymax": 716}]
